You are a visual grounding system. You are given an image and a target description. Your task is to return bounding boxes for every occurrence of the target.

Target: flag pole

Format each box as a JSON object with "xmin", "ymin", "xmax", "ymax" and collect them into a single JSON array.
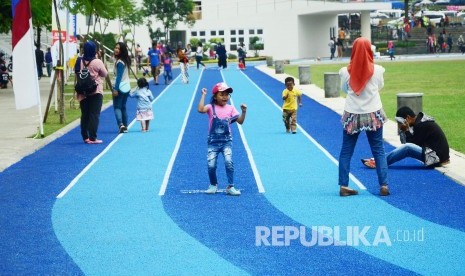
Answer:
[
  {"xmin": 32, "ymin": 66, "xmax": 45, "ymax": 138},
  {"xmin": 11, "ymin": 0, "xmax": 44, "ymax": 137},
  {"xmin": 28, "ymin": 11, "xmax": 45, "ymax": 138}
]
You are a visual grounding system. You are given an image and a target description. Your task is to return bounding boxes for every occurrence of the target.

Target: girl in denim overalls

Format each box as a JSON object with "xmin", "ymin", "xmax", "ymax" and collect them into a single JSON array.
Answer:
[{"xmin": 197, "ymin": 83, "xmax": 247, "ymax": 196}]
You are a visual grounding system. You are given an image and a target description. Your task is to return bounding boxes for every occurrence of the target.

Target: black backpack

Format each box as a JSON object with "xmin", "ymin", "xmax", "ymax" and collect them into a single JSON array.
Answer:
[{"xmin": 75, "ymin": 59, "xmax": 97, "ymax": 96}]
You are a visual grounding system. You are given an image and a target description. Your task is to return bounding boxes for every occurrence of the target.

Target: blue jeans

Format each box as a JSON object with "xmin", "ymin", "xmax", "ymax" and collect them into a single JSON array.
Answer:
[
  {"xmin": 46, "ymin": 63, "xmax": 52, "ymax": 77},
  {"xmin": 387, "ymin": 143, "xmax": 423, "ymax": 165},
  {"xmin": 195, "ymin": 56, "xmax": 205, "ymax": 69},
  {"xmin": 207, "ymin": 141, "xmax": 234, "ymax": 185},
  {"xmin": 339, "ymin": 128, "xmax": 388, "ymax": 187},
  {"xmin": 113, "ymin": 92, "xmax": 129, "ymax": 127},
  {"xmin": 163, "ymin": 70, "xmax": 172, "ymax": 83}
]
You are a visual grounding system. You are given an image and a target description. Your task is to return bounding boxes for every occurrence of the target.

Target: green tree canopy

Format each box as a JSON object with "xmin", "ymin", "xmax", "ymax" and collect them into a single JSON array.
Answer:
[
  {"xmin": 61, "ymin": 0, "xmax": 135, "ymax": 20},
  {"xmin": 250, "ymin": 36, "xmax": 264, "ymax": 57},
  {"xmin": 0, "ymin": 1, "xmax": 12, "ymax": 34},
  {"xmin": 60, "ymin": 0, "xmax": 137, "ymax": 34},
  {"xmin": 120, "ymin": 5, "xmax": 144, "ymax": 52},
  {"xmin": 0, "ymin": 1, "xmax": 52, "ymax": 37},
  {"xmin": 142, "ymin": 0, "xmax": 196, "ymax": 42},
  {"xmin": 148, "ymin": 25, "xmax": 165, "ymax": 43}
]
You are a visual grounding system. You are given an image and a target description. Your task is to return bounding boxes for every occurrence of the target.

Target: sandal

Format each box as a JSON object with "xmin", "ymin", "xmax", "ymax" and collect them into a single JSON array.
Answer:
[{"xmin": 361, "ymin": 158, "xmax": 376, "ymax": 169}]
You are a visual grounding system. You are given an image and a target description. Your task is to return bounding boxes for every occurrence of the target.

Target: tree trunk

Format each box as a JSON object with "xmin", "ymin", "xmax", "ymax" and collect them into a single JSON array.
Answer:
[
  {"xmin": 53, "ymin": 0, "xmax": 65, "ymax": 124},
  {"xmin": 405, "ymin": 0, "xmax": 409, "ymax": 21},
  {"xmin": 165, "ymin": 26, "xmax": 169, "ymax": 43}
]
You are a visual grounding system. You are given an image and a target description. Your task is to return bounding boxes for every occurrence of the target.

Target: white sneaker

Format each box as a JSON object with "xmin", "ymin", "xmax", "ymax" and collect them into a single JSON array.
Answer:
[
  {"xmin": 205, "ymin": 185, "xmax": 218, "ymax": 194},
  {"xmin": 226, "ymin": 186, "xmax": 241, "ymax": 196}
]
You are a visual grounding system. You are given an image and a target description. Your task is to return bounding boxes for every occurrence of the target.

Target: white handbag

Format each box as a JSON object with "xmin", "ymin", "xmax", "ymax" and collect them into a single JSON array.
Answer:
[{"xmin": 119, "ymin": 81, "xmax": 130, "ymax": 93}]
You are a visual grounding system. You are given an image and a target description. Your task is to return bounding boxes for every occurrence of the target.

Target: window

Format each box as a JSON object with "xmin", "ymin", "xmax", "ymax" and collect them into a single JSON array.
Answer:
[
  {"xmin": 257, "ymin": 29, "xmax": 263, "ymax": 34},
  {"xmin": 239, "ymin": 37, "xmax": 244, "ymax": 43},
  {"xmin": 219, "ymin": 30, "xmax": 224, "ymax": 35},
  {"xmin": 231, "ymin": 37, "xmax": 237, "ymax": 43},
  {"xmin": 194, "ymin": 1, "xmax": 202, "ymax": 11},
  {"xmin": 249, "ymin": 29, "xmax": 255, "ymax": 35},
  {"xmin": 231, "ymin": 30, "xmax": 236, "ymax": 35},
  {"xmin": 199, "ymin": 31, "xmax": 205, "ymax": 36},
  {"xmin": 238, "ymin": 29, "xmax": 244, "ymax": 35},
  {"xmin": 211, "ymin": 30, "xmax": 216, "ymax": 36},
  {"xmin": 230, "ymin": 44, "xmax": 238, "ymax": 51},
  {"xmin": 191, "ymin": 31, "xmax": 197, "ymax": 36}
]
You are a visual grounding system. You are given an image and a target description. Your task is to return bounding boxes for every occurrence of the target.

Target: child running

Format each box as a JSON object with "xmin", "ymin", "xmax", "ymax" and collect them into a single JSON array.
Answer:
[
  {"xmin": 282, "ymin": 77, "xmax": 302, "ymax": 134},
  {"xmin": 129, "ymin": 78, "xmax": 154, "ymax": 132},
  {"xmin": 197, "ymin": 82, "xmax": 247, "ymax": 196},
  {"xmin": 177, "ymin": 48, "xmax": 189, "ymax": 84}
]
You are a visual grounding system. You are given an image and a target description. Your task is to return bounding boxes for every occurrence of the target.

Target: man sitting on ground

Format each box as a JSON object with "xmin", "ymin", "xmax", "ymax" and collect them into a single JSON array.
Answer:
[{"xmin": 362, "ymin": 106, "xmax": 450, "ymax": 169}]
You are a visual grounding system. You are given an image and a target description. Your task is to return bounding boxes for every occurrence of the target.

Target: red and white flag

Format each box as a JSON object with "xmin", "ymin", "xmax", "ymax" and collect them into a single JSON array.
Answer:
[{"xmin": 11, "ymin": 0, "xmax": 40, "ymax": 110}]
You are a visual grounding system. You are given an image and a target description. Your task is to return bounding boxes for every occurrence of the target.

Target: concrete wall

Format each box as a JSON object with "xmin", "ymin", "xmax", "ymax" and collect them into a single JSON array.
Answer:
[{"xmin": 297, "ymin": 14, "xmax": 338, "ymax": 60}]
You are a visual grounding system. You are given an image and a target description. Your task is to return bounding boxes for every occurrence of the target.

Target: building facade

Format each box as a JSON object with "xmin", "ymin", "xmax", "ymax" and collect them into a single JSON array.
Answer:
[{"xmin": 75, "ymin": 0, "xmax": 390, "ymax": 60}]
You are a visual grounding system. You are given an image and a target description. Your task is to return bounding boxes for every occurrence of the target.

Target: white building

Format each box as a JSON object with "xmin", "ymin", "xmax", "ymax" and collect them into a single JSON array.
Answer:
[{"xmin": 75, "ymin": 0, "xmax": 391, "ymax": 60}]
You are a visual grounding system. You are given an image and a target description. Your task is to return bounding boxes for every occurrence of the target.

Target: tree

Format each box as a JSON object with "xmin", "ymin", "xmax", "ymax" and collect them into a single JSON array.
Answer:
[
  {"xmin": 209, "ymin": 38, "xmax": 223, "ymax": 44},
  {"xmin": 120, "ymin": 6, "xmax": 145, "ymax": 54},
  {"xmin": 88, "ymin": 32, "xmax": 117, "ymax": 52},
  {"xmin": 249, "ymin": 36, "xmax": 264, "ymax": 57},
  {"xmin": 0, "ymin": 0, "xmax": 52, "ymax": 47},
  {"xmin": 31, "ymin": 0, "xmax": 52, "ymax": 49},
  {"xmin": 189, "ymin": 37, "xmax": 200, "ymax": 51},
  {"xmin": 142, "ymin": 0, "xmax": 196, "ymax": 43},
  {"xmin": 0, "ymin": 1, "xmax": 12, "ymax": 34},
  {"xmin": 148, "ymin": 25, "xmax": 165, "ymax": 43},
  {"xmin": 60, "ymin": 0, "xmax": 136, "ymax": 34}
]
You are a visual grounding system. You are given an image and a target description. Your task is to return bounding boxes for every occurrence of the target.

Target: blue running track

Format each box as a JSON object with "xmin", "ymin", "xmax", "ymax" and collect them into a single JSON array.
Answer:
[{"xmin": 1, "ymin": 65, "xmax": 465, "ymax": 275}]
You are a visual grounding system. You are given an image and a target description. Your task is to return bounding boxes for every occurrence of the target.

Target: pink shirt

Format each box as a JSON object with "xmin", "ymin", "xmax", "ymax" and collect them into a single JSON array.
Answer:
[
  {"xmin": 205, "ymin": 104, "xmax": 240, "ymax": 132},
  {"xmin": 76, "ymin": 58, "xmax": 108, "ymax": 101}
]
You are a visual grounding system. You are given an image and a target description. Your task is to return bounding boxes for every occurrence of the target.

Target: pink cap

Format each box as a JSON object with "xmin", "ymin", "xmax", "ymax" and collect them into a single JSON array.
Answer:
[{"xmin": 212, "ymin": 82, "xmax": 233, "ymax": 94}]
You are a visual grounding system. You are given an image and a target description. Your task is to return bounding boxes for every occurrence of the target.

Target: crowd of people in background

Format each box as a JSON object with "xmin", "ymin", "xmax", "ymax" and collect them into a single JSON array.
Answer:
[
  {"xmin": 67, "ymin": 38, "xmax": 249, "ymax": 143},
  {"xmin": 21, "ymin": 37, "xmax": 247, "ymax": 89},
  {"xmin": 135, "ymin": 40, "xmax": 247, "ymax": 73}
]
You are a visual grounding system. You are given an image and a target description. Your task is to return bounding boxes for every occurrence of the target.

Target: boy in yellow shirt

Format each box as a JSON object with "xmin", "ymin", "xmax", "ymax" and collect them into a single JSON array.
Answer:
[{"xmin": 282, "ymin": 77, "xmax": 302, "ymax": 134}]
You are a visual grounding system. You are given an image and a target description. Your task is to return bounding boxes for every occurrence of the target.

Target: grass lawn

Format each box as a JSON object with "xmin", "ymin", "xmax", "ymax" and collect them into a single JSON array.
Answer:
[{"xmin": 284, "ymin": 60, "xmax": 465, "ymax": 154}]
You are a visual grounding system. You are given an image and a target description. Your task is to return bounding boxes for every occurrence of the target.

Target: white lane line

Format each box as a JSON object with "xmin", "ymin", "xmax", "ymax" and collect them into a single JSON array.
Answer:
[
  {"xmin": 158, "ymin": 70, "xmax": 204, "ymax": 196},
  {"xmin": 221, "ymin": 70, "xmax": 266, "ymax": 193},
  {"xmin": 57, "ymin": 76, "xmax": 181, "ymax": 199},
  {"xmin": 240, "ymin": 71, "xmax": 366, "ymax": 190},
  {"xmin": 228, "ymin": 96, "xmax": 266, "ymax": 193}
]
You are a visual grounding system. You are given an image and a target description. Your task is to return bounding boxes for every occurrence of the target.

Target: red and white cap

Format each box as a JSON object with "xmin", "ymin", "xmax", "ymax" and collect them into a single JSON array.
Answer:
[{"xmin": 212, "ymin": 82, "xmax": 233, "ymax": 94}]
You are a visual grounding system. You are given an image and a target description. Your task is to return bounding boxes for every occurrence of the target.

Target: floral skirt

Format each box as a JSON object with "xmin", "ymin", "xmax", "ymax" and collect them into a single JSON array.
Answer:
[
  {"xmin": 341, "ymin": 109, "xmax": 387, "ymax": 135},
  {"xmin": 136, "ymin": 108, "xmax": 153, "ymax": 121}
]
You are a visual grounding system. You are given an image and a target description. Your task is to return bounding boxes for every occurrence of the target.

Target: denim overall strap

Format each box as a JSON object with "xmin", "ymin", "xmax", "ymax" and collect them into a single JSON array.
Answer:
[{"xmin": 208, "ymin": 104, "xmax": 232, "ymax": 143}]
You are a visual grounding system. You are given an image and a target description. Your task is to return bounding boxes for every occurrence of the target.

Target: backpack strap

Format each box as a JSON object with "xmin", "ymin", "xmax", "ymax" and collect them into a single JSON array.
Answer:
[{"xmin": 82, "ymin": 59, "xmax": 93, "ymax": 69}]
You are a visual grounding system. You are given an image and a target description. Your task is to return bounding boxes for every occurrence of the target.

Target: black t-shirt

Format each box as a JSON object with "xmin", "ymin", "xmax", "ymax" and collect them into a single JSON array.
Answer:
[{"xmin": 406, "ymin": 113, "xmax": 450, "ymax": 163}]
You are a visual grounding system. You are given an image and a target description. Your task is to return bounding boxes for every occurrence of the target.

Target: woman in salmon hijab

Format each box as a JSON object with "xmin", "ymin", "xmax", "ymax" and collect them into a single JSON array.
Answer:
[{"xmin": 338, "ymin": 37, "xmax": 390, "ymax": 197}]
